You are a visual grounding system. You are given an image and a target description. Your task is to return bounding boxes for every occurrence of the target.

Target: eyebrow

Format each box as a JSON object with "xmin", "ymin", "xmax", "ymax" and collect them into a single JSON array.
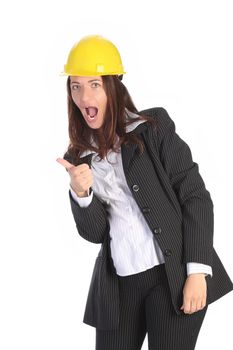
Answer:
[{"xmin": 70, "ymin": 79, "xmax": 102, "ymax": 85}]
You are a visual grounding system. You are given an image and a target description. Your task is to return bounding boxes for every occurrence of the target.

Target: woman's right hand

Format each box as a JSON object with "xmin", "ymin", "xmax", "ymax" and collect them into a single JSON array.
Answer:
[{"xmin": 56, "ymin": 158, "xmax": 93, "ymax": 196}]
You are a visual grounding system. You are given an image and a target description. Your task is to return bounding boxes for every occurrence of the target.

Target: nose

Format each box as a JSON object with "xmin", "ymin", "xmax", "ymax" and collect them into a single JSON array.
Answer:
[{"xmin": 79, "ymin": 86, "xmax": 92, "ymax": 105}]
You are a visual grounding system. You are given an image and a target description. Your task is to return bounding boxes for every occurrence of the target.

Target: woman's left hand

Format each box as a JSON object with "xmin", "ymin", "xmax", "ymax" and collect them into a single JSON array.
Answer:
[{"xmin": 180, "ymin": 273, "xmax": 207, "ymax": 314}]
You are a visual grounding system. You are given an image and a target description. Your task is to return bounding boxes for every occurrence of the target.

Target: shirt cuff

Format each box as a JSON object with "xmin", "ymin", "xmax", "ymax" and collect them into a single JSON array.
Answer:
[
  {"xmin": 69, "ymin": 186, "xmax": 93, "ymax": 207},
  {"xmin": 186, "ymin": 262, "xmax": 213, "ymax": 278}
]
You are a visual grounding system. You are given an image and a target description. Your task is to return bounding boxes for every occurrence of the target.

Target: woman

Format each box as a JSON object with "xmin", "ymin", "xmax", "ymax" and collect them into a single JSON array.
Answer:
[{"xmin": 56, "ymin": 35, "xmax": 233, "ymax": 350}]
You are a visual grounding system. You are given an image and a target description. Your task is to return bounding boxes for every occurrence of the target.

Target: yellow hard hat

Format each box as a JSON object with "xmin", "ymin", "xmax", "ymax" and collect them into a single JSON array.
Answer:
[{"xmin": 60, "ymin": 34, "xmax": 126, "ymax": 77}]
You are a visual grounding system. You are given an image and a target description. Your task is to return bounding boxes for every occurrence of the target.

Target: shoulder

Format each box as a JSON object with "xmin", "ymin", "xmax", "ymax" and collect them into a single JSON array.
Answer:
[
  {"xmin": 139, "ymin": 107, "xmax": 175, "ymax": 138},
  {"xmin": 63, "ymin": 150, "xmax": 79, "ymax": 166},
  {"xmin": 63, "ymin": 150, "xmax": 73, "ymax": 163},
  {"xmin": 140, "ymin": 106, "xmax": 174, "ymax": 125}
]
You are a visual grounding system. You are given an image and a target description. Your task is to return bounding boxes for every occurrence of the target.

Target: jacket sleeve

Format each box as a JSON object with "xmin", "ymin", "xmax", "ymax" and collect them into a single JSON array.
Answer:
[
  {"xmin": 157, "ymin": 108, "xmax": 214, "ymax": 267},
  {"xmin": 68, "ymin": 189, "xmax": 110, "ymax": 244},
  {"xmin": 63, "ymin": 152, "xmax": 110, "ymax": 244}
]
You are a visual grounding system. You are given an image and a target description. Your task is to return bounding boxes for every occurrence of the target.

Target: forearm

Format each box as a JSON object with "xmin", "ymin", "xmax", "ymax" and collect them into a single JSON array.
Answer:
[
  {"xmin": 157, "ymin": 109, "xmax": 214, "ymax": 266},
  {"xmin": 68, "ymin": 188, "xmax": 109, "ymax": 244}
]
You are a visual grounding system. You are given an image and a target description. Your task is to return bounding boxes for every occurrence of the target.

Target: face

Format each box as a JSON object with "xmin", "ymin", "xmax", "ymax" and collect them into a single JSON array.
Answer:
[{"xmin": 70, "ymin": 75, "xmax": 107, "ymax": 129}]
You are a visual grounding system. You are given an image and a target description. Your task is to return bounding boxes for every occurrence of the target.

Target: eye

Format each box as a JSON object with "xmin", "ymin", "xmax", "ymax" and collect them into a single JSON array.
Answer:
[
  {"xmin": 92, "ymin": 82, "xmax": 100, "ymax": 88},
  {"xmin": 71, "ymin": 85, "xmax": 79, "ymax": 91}
]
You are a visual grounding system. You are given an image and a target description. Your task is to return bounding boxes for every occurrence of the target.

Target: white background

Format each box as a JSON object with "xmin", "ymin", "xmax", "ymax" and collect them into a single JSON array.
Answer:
[{"xmin": 0, "ymin": 0, "xmax": 232, "ymax": 349}]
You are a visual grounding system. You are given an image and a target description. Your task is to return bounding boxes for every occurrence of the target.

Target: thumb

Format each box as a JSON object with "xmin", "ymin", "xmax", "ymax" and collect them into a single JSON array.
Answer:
[{"xmin": 56, "ymin": 158, "xmax": 74, "ymax": 172}]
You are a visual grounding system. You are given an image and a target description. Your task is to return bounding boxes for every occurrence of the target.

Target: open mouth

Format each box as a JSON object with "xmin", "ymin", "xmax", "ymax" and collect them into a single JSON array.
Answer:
[{"xmin": 85, "ymin": 106, "xmax": 98, "ymax": 120}]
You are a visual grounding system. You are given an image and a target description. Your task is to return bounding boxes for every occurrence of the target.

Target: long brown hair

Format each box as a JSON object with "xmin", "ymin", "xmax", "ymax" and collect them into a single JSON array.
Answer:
[{"xmin": 64, "ymin": 75, "xmax": 157, "ymax": 163}]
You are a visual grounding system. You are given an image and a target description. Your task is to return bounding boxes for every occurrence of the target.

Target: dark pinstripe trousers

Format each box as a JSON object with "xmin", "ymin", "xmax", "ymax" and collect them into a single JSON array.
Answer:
[{"xmin": 96, "ymin": 263, "xmax": 208, "ymax": 350}]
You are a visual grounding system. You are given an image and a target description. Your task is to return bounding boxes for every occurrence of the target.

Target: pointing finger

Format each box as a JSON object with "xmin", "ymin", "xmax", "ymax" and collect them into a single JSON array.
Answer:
[{"xmin": 56, "ymin": 158, "xmax": 74, "ymax": 171}]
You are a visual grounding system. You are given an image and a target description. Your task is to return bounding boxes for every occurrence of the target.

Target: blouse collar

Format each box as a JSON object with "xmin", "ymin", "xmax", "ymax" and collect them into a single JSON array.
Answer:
[{"xmin": 79, "ymin": 108, "xmax": 146, "ymax": 158}]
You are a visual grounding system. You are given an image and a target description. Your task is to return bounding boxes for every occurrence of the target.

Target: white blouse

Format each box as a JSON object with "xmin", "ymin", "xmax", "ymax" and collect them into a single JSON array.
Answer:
[{"xmin": 69, "ymin": 108, "xmax": 213, "ymax": 277}]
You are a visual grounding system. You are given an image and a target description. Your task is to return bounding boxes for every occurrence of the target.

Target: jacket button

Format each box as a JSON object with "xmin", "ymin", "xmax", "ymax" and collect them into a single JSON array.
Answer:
[
  {"xmin": 153, "ymin": 227, "xmax": 162, "ymax": 234},
  {"xmin": 164, "ymin": 249, "xmax": 172, "ymax": 256},
  {"xmin": 142, "ymin": 207, "xmax": 151, "ymax": 213},
  {"xmin": 132, "ymin": 184, "xmax": 140, "ymax": 192}
]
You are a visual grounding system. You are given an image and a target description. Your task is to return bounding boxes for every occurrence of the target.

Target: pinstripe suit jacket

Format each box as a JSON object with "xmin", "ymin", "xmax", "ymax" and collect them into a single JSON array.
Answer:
[{"xmin": 63, "ymin": 107, "xmax": 233, "ymax": 330}]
